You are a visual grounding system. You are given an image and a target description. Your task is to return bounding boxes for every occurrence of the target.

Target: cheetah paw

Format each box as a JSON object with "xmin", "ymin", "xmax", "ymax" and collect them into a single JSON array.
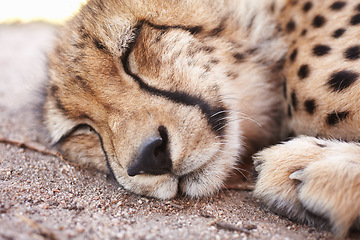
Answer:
[{"xmin": 253, "ymin": 136, "xmax": 360, "ymax": 238}]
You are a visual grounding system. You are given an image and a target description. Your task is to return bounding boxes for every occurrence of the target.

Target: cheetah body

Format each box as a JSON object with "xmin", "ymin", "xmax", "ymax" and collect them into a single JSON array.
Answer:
[
  {"xmin": 256, "ymin": 1, "xmax": 360, "ymax": 237},
  {"xmin": 43, "ymin": 0, "xmax": 360, "ymax": 237}
]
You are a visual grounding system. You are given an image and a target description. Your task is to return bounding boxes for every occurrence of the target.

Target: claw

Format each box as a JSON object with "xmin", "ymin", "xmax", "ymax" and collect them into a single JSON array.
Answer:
[
  {"xmin": 254, "ymin": 163, "xmax": 262, "ymax": 172},
  {"xmin": 289, "ymin": 169, "xmax": 305, "ymax": 181},
  {"xmin": 253, "ymin": 155, "xmax": 264, "ymax": 172}
]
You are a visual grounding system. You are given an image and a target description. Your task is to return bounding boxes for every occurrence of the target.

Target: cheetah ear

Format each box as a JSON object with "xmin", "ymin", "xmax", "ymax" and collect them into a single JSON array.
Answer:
[
  {"xmin": 44, "ymin": 105, "xmax": 82, "ymax": 145},
  {"xmin": 43, "ymin": 90, "xmax": 89, "ymax": 145}
]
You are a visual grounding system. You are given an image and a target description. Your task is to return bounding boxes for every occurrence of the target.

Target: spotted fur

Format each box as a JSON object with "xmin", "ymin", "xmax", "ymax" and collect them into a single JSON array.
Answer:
[
  {"xmin": 43, "ymin": 0, "xmax": 360, "ymax": 238},
  {"xmin": 255, "ymin": 0, "xmax": 360, "ymax": 238}
]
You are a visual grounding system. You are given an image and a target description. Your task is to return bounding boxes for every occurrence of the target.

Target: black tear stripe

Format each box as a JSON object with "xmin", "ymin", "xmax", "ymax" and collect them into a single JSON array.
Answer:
[
  {"xmin": 120, "ymin": 22, "xmax": 227, "ymax": 136},
  {"xmin": 96, "ymin": 129, "xmax": 117, "ymax": 182}
]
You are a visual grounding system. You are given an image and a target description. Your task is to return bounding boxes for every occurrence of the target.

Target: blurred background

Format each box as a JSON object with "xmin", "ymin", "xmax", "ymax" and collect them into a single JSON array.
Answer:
[
  {"xmin": 0, "ymin": 1, "xmax": 88, "ymax": 113},
  {"xmin": 0, "ymin": 0, "xmax": 86, "ymax": 23}
]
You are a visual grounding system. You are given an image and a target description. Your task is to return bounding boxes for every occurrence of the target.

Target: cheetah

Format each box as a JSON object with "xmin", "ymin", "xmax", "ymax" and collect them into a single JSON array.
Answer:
[{"xmin": 42, "ymin": 0, "xmax": 360, "ymax": 237}]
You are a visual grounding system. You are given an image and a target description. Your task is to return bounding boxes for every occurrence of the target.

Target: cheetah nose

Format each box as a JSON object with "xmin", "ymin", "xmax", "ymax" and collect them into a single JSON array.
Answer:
[{"xmin": 127, "ymin": 127, "xmax": 172, "ymax": 176}]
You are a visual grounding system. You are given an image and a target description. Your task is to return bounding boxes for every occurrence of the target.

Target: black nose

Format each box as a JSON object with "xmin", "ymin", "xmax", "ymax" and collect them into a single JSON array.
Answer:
[{"xmin": 127, "ymin": 126, "xmax": 172, "ymax": 176}]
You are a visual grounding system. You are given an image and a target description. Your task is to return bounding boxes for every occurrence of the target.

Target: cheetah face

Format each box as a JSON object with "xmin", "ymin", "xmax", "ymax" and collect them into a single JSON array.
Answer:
[{"xmin": 43, "ymin": 4, "xmax": 244, "ymax": 199}]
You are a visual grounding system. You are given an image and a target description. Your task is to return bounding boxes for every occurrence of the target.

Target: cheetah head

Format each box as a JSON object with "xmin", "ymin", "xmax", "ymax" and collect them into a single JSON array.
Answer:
[{"xmin": 43, "ymin": 0, "xmax": 283, "ymax": 199}]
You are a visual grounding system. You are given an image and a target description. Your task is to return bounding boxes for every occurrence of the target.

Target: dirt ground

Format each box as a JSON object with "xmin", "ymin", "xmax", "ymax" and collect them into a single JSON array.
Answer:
[{"xmin": 0, "ymin": 22, "xmax": 359, "ymax": 240}]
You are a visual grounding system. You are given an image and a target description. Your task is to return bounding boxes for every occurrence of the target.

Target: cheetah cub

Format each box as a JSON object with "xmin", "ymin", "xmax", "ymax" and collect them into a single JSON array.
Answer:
[{"xmin": 43, "ymin": 0, "xmax": 360, "ymax": 237}]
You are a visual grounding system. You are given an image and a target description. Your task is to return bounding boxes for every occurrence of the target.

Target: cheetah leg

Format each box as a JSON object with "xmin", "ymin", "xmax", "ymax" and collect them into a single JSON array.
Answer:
[{"xmin": 254, "ymin": 136, "xmax": 360, "ymax": 237}]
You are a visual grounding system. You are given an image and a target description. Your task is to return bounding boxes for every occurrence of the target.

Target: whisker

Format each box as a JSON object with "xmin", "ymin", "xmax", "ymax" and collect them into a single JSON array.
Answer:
[
  {"xmin": 212, "ymin": 121, "xmax": 236, "ymax": 133},
  {"xmin": 239, "ymin": 116, "xmax": 262, "ymax": 127},
  {"xmin": 234, "ymin": 166, "xmax": 251, "ymax": 175},
  {"xmin": 232, "ymin": 167, "xmax": 249, "ymax": 180},
  {"xmin": 209, "ymin": 108, "xmax": 262, "ymax": 129},
  {"xmin": 214, "ymin": 92, "xmax": 264, "ymax": 116},
  {"xmin": 209, "ymin": 109, "xmax": 233, "ymax": 119}
]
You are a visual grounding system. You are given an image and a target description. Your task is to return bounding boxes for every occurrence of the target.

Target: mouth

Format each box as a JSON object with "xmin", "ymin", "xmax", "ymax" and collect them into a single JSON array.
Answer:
[
  {"xmin": 123, "ymin": 140, "xmax": 228, "ymax": 199},
  {"xmin": 102, "ymin": 109, "xmax": 241, "ymax": 199}
]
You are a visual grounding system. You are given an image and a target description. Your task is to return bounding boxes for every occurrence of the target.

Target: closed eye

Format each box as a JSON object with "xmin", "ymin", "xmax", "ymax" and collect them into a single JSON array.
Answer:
[
  {"xmin": 55, "ymin": 123, "xmax": 116, "ymax": 179},
  {"xmin": 54, "ymin": 124, "xmax": 97, "ymax": 145},
  {"xmin": 120, "ymin": 23, "xmax": 228, "ymax": 137}
]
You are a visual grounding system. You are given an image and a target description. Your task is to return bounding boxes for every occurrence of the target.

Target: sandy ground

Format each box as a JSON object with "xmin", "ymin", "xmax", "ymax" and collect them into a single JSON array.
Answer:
[{"xmin": 0, "ymin": 22, "xmax": 359, "ymax": 240}]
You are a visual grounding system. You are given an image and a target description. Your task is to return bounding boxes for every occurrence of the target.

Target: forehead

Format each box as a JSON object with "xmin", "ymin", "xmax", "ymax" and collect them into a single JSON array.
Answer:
[
  {"xmin": 119, "ymin": 22, "xmax": 229, "ymax": 136},
  {"xmin": 129, "ymin": 20, "xmax": 235, "ymax": 87}
]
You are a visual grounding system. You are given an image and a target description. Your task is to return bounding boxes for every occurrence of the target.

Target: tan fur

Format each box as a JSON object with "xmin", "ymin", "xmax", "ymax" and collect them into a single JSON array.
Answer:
[
  {"xmin": 254, "ymin": 0, "xmax": 360, "ymax": 238},
  {"xmin": 254, "ymin": 137, "xmax": 360, "ymax": 238},
  {"xmin": 279, "ymin": 0, "xmax": 360, "ymax": 139},
  {"xmin": 44, "ymin": 0, "xmax": 284, "ymax": 199},
  {"xmin": 43, "ymin": 0, "xmax": 360, "ymax": 238}
]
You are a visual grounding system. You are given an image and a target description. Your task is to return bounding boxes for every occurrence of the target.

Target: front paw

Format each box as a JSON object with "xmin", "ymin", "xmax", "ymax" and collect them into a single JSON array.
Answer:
[
  {"xmin": 254, "ymin": 136, "xmax": 360, "ymax": 238},
  {"xmin": 253, "ymin": 137, "xmax": 316, "ymax": 223}
]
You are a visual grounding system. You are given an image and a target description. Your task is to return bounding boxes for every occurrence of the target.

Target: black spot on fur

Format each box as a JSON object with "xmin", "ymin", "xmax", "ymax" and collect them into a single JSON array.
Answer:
[
  {"xmin": 155, "ymin": 30, "xmax": 166, "ymax": 42},
  {"xmin": 233, "ymin": 53, "xmax": 245, "ymax": 63},
  {"xmin": 95, "ymin": 0, "xmax": 105, "ymax": 11},
  {"xmin": 54, "ymin": 96, "xmax": 68, "ymax": 116},
  {"xmin": 270, "ymin": 3, "xmax": 275, "ymax": 13},
  {"xmin": 201, "ymin": 46, "xmax": 215, "ymax": 53},
  {"xmin": 332, "ymin": 28, "xmax": 346, "ymax": 38},
  {"xmin": 313, "ymin": 44, "xmax": 331, "ymax": 56},
  {"xmin": 74, "ymin": 42, "xmax": 86, "ymax": 49},
  {"xmin": 291, "ymin": 91, "xmax": 298, "ymax": 111},
  {"xmin": 286, "ymin": 19, "xmax": 296, "ymax": 33},
  {"xmin": 298, "ymin": 64, "xmax": 310, "ymax": 79},
  {"xmin": 357, "ymin": 4, "xmax": 360, "ymax": 11},
  {"xmin": 289, "ymin": 48, "xmax": 298, "ymax": 62},
  {"xmin": 203, "ymin": 64, "xmax": 211, "ymax": 72},
  {"xmin": 74, "ymin": 75, "xmax": 96, "ymax": 96},
  {"xmin": 248, "ymin": 15, "xmax": 259, "ymax": 32},
  {"xmin": 79, "ymin": 25, "xmax": 91, "ymax": 40},
  {"xmin": 283, "ymin": 78, "xmax": 287, "ymax": 98},
  {"xmin": 49, "ymin": 84, "xmax": 59, "ymax": 96},
  {"xmin": 73, "ymin": 57, "xmax": 82, "ymax": 63},
  {"xmin": 304, "ymin": 99, "xmax": 316, "ymax": 114},
  {"xmin": 344, "ymin": 46, "xmax": 360, "ymax": 60},
  {"xmin": 75, "ymin": 75, "xmax": 83, "ymax": 81},
  {"xmin": 246, "ymin": 48, "xmax": 257, "ymax": 55},
  {"xmin": 287, "ymin": 104, "xmax": 292, "ymax": 118},
  {"xmin": 226, "ymin": 72, "xmax": 239, "ymax": 80},
  {"xmin": 210, "ymin": 21, "xmax": 225, "ymax": 36},
  {"xmin": 326, "ymin": 111, "xmax": 350, "ymax": 126},
  {"xmin": 330, "ymin": 1, "xmax": 346, "ymax": 10},
  {"xmin": 328, "ymin": 70, "xmax": 359, "ymax": 92},
  {"xmin": 303, "ymin": 2, "xmax": 313, "ymax": 12},
  {"xmin": 93, "ymin": 38, "xmax": 108, "ymax": 53},
  {"xmin": 187, "ymin": 47, "xmax": 198, "ymax": 58},
  {"xmin": 350, "ymin": 13, "xmax": 360, "ymax": 25},
  {"xmin": 210, "ymin": 59, "xmax": 219, "ymax": 64},
  {"xmin": 301, "ymin": 29, "xmax": 307, "ymax": 36},
  {"xmin": 312, "ymin": 15, "xmax": 326, "ymax": 28},
  {"xmin": 316, "ymin": 143, "xmax": 327, "ymax": 148}
]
